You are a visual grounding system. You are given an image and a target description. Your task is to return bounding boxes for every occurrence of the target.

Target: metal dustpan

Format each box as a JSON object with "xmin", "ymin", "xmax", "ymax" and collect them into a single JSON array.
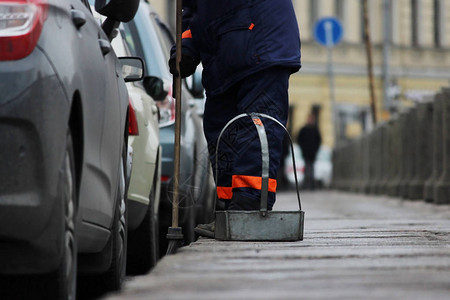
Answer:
[{"xmin": 214, "ymin": 113, "xmax": 305, "ymax": 241}]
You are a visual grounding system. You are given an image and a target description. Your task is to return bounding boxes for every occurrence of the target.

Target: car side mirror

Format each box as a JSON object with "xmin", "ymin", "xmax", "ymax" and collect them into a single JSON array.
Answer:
[
  {"xmin": 143, "ymin": 76, "xmax": 168, "ymax": 101},
  {"xmin": 119, "ymin": 57, "xmax": 144, "ymax": 82},
  {"xmin": 95, "ymin": 0, "xmax": 139, "ymax": 22}
]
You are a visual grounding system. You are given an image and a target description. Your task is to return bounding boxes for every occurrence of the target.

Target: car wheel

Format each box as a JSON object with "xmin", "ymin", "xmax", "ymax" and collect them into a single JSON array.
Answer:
[
  {"xmin": 53, "ymin": 131, "xmax": 78, "ymax": 300},
  {"xmin": 0, "ymin": 131, "xmax": 78, "ymax": 300},
  {"xmin": 100, "ymin": 146, "xmax": 128, "ymax": 292},
  {"xmin": 127, "ymin": 181, "xmax": 160, "ymax": 275},
  {"xmin": 44, "ymin": 131, "xmax": 78, "ymax": 300}
]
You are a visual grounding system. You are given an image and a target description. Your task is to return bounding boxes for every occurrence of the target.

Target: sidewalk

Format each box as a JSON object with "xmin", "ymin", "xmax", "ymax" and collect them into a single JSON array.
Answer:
[{"xmin": 104, "ymin": 191, "xmax": 450, "ymax": 300}]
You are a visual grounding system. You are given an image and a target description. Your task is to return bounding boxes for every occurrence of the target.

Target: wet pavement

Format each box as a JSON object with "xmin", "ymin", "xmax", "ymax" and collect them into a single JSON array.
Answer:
[{"xmin": 102, "ymin": 190, "xmax": 450, "ymax": 300}]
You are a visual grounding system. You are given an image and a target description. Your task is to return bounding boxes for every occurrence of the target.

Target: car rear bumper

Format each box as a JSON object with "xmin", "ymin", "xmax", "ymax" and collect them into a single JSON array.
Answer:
[{"xmin": 0, "ymin": 49, "xmax": 69, "ymax": 274}]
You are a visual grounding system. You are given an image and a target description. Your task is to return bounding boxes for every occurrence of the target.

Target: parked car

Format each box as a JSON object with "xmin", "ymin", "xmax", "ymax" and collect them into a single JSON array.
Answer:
[
  {"xmin": 108, "ymin": 23, "xmax": 163, "ymax": 274},
  {"xmin": 121, "ymin": 0, "xmax": 215, "ymax": 251},
  {"xmin": 0, "ymin": 0, "xmax": 141, "ymax": 298},
  {"xmin": 284, "ymin": 144, "xmax": 333, "ymax": 189}
]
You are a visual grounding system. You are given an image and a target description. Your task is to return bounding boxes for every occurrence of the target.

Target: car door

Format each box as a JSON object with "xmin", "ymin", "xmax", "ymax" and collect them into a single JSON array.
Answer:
[
  {"xmin": 74, "ymin": 0, "xmax": 127, "ymax": 230},
  {"xmin": 43, "ymin": 0, "xmax": 126, "ymax": 238},
  {"xmin": 94, "ymin": 28, "xmax": 127, "ymax": 228}
]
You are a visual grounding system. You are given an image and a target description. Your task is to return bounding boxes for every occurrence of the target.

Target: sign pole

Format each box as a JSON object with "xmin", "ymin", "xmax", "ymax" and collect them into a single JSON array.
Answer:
[
  {"xmin": 363, "ymin": 0, "xmax": 377, "ymax": 125},
  {"xmin": 314, "ymin": 17, "xmax": 343, "ymax": 146},
  {"xmin": 325, "ymin": 21, "xmax": 338, "ymax": 145}
]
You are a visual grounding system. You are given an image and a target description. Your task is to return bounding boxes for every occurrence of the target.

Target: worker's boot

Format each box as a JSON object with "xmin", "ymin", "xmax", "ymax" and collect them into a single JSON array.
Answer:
[{"xmin": 194, "ymin": 220, "xmax": 215, "ymax": 238}]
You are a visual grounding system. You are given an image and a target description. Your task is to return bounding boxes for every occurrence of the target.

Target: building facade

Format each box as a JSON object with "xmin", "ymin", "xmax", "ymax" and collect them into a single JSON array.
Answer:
[{"xmin": 151, "ymin": 0, "xmax": 450, "ymax": 146}]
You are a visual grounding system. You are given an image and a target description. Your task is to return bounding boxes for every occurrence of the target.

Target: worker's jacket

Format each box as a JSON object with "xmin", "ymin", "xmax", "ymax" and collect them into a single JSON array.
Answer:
[{"xmin": 178, "ymin": 0, "xmax": 301, "ymax": 97}]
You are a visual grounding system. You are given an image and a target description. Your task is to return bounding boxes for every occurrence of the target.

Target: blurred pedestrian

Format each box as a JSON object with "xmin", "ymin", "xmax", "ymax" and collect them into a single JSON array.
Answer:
[
  {"xmin": 297, "ymin": 114, "xmax": 321, "ymax": 190},
  {"xmin": 169, "ymin": 0, "xmax": 301, "ymax": 237}
]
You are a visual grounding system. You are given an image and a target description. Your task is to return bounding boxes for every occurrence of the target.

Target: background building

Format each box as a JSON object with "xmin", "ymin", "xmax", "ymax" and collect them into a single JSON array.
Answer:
[{"xmin": 150, "ymin": 0, "xmax": 450, "ymax": 147}]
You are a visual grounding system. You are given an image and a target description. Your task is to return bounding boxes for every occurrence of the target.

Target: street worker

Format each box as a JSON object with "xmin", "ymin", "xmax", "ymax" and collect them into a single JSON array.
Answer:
[
  {"xmin": 297, "ymin": 113, "xmax": 322, "ymax": 190},
  {"xmin": 169, "ymin": 0, "xmax": 301, "ymax": 237}
]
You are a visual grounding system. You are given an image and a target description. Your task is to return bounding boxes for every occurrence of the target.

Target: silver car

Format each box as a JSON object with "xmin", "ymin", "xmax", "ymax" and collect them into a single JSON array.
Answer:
[
  {"xmin": 109, "ymin": 24, "xmax": 163, "ymax": 274},
  {"xmin": 121, "ymin": 1, "xmax": 215, "ymax": 251}
]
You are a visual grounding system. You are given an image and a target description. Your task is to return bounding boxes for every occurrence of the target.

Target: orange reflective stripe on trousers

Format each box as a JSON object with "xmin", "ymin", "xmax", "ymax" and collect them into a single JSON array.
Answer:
[{"xmin": 216, "ymin": 175, "xmax": 277, "ymax": 199}]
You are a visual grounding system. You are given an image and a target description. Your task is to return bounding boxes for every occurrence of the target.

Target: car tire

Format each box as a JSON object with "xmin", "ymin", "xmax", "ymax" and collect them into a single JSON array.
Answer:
[
  {"xmin": 99, "ymin": 145, "xmax": 128, "ymax": 292},
  {"xmin": 40, "ymin": 131, "xmax": 78, "ymax": 300},
  {"xmin": 52, "ymin": 130, "xmax": 78, "ymax": 300},
  {"xmin": 127, "ymin": 180, "xmax": 159, "ymax": 275},
  {"xmin": 1, "ymin": 131, "xmax": 78, "ymax": 300}
]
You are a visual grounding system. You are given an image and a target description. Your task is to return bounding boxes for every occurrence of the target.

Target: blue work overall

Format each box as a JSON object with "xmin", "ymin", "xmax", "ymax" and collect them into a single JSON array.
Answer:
[{"xmin": 177, "ymin": 0, "xmax": 301, "ymax": 209}]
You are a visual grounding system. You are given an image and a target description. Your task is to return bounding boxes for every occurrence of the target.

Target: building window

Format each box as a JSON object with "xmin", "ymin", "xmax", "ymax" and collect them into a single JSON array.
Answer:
[
  {"xmin": 360, "ymin": 0, "xmax": 365, "ymax": 42},
  {"xmin": 411, "ymin": 0, "xmax": 419, "ymax": 46},
  {"xmin": 434, "ymin": 0, "xmax": 443, "ymax": 48},
  {"xmin": 310, "ymin": 0, "xmax": 319, "ymax": 27},
  {"xmin": 335, "ymin": 0, "xmax": 345, "ymax": 21},
  {"xmin": 389, "ymin": 0, "xmax": 396, "ymax": 44}
]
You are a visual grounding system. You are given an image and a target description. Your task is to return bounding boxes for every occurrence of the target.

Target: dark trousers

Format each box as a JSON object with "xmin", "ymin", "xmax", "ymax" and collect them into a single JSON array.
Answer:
[
  {"xmin": 203, "ymin": 67, "xmax": 291, "ymax": 210},
  {"xmin": 303, "ymin": 160, "xmax": 315, "ymax": 190}
]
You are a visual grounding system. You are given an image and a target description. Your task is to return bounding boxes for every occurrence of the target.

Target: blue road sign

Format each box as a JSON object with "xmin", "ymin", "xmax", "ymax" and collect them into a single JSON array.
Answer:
[{"xmin": 314, "ymin": 17, "xmax": 344, "ymax": 47}]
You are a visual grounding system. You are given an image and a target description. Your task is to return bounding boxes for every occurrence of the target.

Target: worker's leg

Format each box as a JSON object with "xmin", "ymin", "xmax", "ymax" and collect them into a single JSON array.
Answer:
[
  {"xmin": 303, "ymin": 160, "xmax": 314, "ymax": 190},
  {"xmin": 203, "ymin": 67, "xmax": 291, "ymax": 211},
  {"xmin": 228, "ymin": 67, "xmax": 291, "ymax": 210},
  {"xmin": 203, "ymin": 88, "xmax": 239, "ymax": 209}
]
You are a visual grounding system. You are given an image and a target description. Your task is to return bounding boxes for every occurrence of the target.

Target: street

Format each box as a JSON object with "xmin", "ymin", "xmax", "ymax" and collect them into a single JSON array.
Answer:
[
  {"xmin": 3, "ymin": 1, "xmax": 450, "ymax": 299},
  {"xmin": 101, "ymin": 190, "xmax": 450, "ymax": 300}
]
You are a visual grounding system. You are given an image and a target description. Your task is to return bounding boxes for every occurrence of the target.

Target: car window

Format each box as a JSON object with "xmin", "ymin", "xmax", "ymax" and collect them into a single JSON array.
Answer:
[
  {"xmin": 122, "ymin": 5, "xmax": 171, "ymax": 79},
  {"xmin": 155, "ymin": 16, "xmax": 176, "ymax": 48},
  {"xmin": 111, "ymin": 28, "xmax": 130, "ymax": 57},
  {"xmin": 149, "ymin": 14, "xmax": 172, "ymax": 62},
  {"xmin": 151, "ymin": 13, "xmax": 193, "ymax": 89},
  {"xmin": 120, "ymin": 21, "xmax": 142, "ymax": 59}
]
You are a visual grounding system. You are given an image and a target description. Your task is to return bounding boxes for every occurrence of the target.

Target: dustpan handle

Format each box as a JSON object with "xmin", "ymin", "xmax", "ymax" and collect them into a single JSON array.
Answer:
[
  {"xmin": 215, "ymin": 113, "xmax": 249, "ymax": 210},
  {"xmin": 250, "ymin": 113, "xmax": 270, "ymax": 215},
  {"xmin": 253, "ymin": 113, "xmax": 302, "ymax": 211},
  {"xmin": 215, "ymin": 113, "xmax": 302, "ymax": 212}
]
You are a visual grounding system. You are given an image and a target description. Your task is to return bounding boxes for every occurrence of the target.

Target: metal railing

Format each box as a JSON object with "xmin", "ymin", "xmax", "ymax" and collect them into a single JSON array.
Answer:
[{"xmin": 332, "ymin": 87, "xmax": 450, "ymax": 204}]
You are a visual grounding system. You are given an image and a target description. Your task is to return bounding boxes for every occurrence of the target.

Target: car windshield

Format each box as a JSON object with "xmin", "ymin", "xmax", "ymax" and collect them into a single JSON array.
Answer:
[
  {"xmin": 149, "ymin": 13, "xmax": 173, "ymax": 62},
  {"xmin": 121, "ymin": 4, "xmax": 171, "ymax": 79},
  {"xmin": 120, "ymin": 21, "xmax": 143, "ymax": 58}
]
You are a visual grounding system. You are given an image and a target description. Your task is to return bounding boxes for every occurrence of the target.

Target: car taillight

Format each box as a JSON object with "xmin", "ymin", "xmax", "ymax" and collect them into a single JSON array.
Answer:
[
  {"xmin": 0, "ymin": 0, "xmax": 48, "ymax": 61},
  {"xmin": 128, "ymin": 99, "xmax": 139, "ymax": 136},
  {"xmin": 156, "ymin": 84, "xmax": 176, "ymax": 128}
]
